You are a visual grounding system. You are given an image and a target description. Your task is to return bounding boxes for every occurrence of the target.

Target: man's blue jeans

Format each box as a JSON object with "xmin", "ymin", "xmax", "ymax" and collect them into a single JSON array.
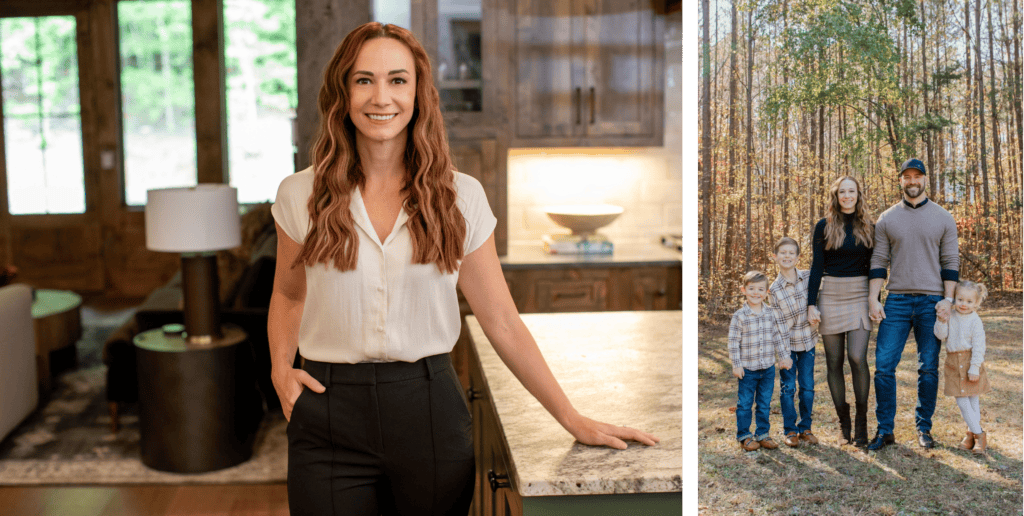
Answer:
[
  {"xmin": 780, "ymin": 348, "xmax": 815, "ymax": 434},
  {"xmin": 736, "ymin": 366, "xmax": 775, "ymax": 441},
  {"xmin": 874, "ymin": 293, "xmax": 944, "ymax": 436}
]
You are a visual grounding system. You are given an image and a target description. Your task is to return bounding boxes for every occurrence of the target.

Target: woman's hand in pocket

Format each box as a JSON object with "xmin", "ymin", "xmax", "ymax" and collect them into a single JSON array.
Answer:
[{"xmin": 273, "ymin": 368, "xmax": 326, "ymax": 421}]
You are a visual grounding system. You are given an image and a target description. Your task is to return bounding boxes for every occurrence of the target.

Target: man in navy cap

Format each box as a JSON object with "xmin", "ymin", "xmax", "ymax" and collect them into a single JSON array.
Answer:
[{"xmin": 865, "ymin": 158, "xmax": 960, "ymax": 451}]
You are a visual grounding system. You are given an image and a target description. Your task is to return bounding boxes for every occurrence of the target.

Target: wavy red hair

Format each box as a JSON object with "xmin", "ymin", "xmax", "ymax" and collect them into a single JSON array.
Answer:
[{"xmin": 295, "ymin": 22, "xmax": 465, "ymax": 273}]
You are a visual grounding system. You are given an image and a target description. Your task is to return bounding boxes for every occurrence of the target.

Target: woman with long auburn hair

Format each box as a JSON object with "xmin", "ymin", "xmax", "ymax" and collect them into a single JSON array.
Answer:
[
  {"xmin": 268, "ymin": 23, "xmax": 657, "ymax": 516},
  {"xmin": 806, "ymin": 175, "xmax": 876, "ymax": 448}
]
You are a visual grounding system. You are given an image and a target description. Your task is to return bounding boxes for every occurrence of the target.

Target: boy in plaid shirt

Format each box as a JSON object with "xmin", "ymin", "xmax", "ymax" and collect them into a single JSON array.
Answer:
[
  {"xmin": 767, "ymin": 237, "xmax": 820, "ymax": 448},
  {"xmin": 729, "ymin": 271, "xmax": 793, "ymax": 451}
]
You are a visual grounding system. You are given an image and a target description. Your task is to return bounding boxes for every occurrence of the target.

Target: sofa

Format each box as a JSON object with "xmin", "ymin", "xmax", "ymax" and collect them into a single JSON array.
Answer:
[
  {"xmin": 0, "ymin": 284, "xmax": 38, "ymax": 442},
  {"xmin": 103, "ymin": 206, "xmax": 283, "ymax": 433}
]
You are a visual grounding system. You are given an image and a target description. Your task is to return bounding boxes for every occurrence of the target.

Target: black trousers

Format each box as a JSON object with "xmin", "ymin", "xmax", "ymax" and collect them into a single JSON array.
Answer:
[{"xmin": 287, "ymin": 353, "xmax": 475, "ymax": 516}]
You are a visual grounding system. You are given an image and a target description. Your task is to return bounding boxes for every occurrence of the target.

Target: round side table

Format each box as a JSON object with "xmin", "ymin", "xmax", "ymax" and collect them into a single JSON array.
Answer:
[
  {"xmin": 31, "ymin": 289, "xmax": 83, "ymax": 393},
  {"xmin": 135, "ymin": 325, "xmax": 255, "ymax": 473}
]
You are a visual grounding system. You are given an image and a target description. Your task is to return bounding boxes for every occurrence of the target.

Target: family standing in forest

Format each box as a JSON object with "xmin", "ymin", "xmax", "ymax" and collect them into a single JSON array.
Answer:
[{"xmin": 728, "ymin": 158, "xmax": 992, "ymax": 454}]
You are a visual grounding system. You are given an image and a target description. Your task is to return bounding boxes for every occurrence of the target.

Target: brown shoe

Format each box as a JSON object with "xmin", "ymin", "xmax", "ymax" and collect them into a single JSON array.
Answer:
[
  {"xmin": 958, "ymin": 431, "xmax": 975, "ymax": 451},
  {"xmin": 973, "ymin": 432, "xmax": 987, "ymax": 455},
  {"xmin": 800, "ymin": 430, "xmax": 819, "ymax": 445},
  {"xmin": 740, "ymin": 437, "xmax": 760, "ymax": 452},
  {"xmin": 784, "ymin": 432, "xmax": 800, "ymax": 448},
  {"xmin": 758, "ymin": 437, "xmax": 779, "ymax": 450}
]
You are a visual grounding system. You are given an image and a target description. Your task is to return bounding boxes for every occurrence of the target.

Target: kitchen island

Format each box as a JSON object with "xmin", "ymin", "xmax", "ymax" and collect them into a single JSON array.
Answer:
[{"xmin": 464, "ymin": 311, "xmax": 681, "ymax": 516}]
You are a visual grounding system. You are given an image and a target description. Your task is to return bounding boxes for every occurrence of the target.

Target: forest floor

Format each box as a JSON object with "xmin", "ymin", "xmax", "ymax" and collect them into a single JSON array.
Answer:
[{"xmin": 697, "ymin": 297, "xmax": 1023, "ymax": 515}]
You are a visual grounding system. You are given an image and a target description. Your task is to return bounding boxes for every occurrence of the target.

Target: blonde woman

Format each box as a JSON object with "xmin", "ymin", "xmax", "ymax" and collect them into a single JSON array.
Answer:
[{"xmin": 806, "ymin": 176, "xmax": 874, "ymax": 447}]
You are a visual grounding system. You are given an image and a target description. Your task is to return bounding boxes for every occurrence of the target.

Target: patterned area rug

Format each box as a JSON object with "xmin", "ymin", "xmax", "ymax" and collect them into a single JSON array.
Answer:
[{"xmin": 0, "ymin": 306, "xmax": 287, "ymax": 485}]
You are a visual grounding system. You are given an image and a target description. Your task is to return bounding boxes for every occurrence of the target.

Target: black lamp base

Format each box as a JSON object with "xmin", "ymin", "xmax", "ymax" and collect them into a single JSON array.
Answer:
[{"xmin": 180, "ymin": 253, "xmax": 222, "ymax": 343}]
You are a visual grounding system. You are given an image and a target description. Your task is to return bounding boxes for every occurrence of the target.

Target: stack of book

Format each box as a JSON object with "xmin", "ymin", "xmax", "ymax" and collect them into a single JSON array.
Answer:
[{"xmin": 542, "ymin": 234, "xmax": 614, "ymax": 255}]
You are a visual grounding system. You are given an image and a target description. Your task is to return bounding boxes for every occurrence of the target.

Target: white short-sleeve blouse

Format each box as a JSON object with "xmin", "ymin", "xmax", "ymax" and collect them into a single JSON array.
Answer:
[{"xmin": 271, "ymin": 167, "xmax": 497, "ymax": 364}]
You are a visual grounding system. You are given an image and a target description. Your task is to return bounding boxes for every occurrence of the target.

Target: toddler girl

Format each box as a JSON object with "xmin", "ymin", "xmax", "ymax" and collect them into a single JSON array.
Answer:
[{"xmin": 934, "ymin": 280, "xmax": 990, "ymax": 454}]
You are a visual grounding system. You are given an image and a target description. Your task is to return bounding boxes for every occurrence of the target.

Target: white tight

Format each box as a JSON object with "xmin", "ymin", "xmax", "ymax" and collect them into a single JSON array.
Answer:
[{"xmin": 955, "ymin": 396, "xmax": 983, "ymax": 434}]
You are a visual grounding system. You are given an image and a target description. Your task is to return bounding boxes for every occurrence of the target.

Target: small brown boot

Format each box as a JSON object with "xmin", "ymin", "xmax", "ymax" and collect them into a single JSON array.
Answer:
[
  {"xmin": 972, "ymin": 432, "xmax": 987, "ymax": 455},
  {"xmin": 758, "ymin": 437, "xmax": 779, "ymax": 450},
  {"xmin": 740, "ymin": 437, "xmax": 760, "ymax": 452},
  {"xmin": 958, "ymin": 431, "xmax": 975, "ymax": 451}
]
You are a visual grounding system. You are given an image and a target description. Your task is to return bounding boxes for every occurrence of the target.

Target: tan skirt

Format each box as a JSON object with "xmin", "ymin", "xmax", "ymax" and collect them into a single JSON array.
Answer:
[
  {"xmin": 818, "ymin": 275, "xmax": 871, "ymax": 335},
  {"xmin": 944, "ymin": 350, "xmax": 991, "ymax": 397}
]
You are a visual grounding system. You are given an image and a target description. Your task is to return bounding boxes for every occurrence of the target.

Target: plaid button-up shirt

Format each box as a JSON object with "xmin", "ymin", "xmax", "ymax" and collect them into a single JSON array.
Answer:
[
  {"xmin": 768, "ymin": 269, "xmax": 818, "ymax": 353},
  {"xmin": 728, "ymin": 302, "xmax": 791, "ymax": 371}
]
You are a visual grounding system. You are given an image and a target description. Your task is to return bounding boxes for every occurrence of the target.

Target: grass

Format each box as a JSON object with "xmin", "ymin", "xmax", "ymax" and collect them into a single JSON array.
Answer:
[{"xmin": 698, "ymin": 307, "xmax": 1023, "ymax": 516}]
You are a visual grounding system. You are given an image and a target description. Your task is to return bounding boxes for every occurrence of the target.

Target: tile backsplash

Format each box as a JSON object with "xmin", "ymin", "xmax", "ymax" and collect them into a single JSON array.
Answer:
[{"xmin": 507, "ymin": 14, "xmax": 681, "ymax": 245}]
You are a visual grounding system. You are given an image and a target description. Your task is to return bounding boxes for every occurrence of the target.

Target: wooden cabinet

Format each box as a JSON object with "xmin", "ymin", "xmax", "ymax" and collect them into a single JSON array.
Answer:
[
  {"xmin": 502, "ymin": 264, "xmax": 681, "ymax": 313},
  {"xmin": 450, "ymin": 138, "xmax": 507, "ymax": 256},
  {"xmin": 466, "ymin": 332, "xmax": 523, "ymax": 516},
  {"xmin": 509, "ymin": 0, "xmax": 663, "ymax": 147},
  {"xmin": 411, "ymin": 1, "xmax": 509, "ymax": 256},
  {"xmin": 413, "ymin": 0, "xmax": 500, "ymax": 132}
]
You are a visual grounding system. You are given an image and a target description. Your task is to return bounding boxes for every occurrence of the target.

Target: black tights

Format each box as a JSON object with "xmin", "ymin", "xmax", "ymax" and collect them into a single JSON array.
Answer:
[{"xmin": 822, "ymin": 329, "xmax": 871, "ymax": 408}]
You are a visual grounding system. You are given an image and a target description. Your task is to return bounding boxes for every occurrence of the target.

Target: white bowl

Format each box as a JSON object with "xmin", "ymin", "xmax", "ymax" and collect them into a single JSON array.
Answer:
[{"xmin": 543, "ymin": 204, "xmax": 624, "ymax": 236}]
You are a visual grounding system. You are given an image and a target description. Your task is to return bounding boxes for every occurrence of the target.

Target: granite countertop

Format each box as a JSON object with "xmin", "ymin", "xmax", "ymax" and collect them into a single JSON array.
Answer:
[
  {"xmin": 500, "ymin": 240, "xmax": 681, "ymax": 269},
  {"xmin": 465, "ymin": 311, "xmax": 682, "ymax": 497}
]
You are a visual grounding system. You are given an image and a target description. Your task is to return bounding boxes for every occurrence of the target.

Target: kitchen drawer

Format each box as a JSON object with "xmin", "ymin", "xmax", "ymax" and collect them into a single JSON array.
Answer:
[
  {"xmin": 535, "ymin": 278, "xmax": 608, "ymax": 312},
  {"xmin": 504, "ymin": 268, "xmax": 612, "ymax": 313}
]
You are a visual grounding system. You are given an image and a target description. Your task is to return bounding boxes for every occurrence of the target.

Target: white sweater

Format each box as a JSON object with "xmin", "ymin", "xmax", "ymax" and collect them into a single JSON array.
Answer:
[{"xmin": 934, "ymin": 311, "xmax": 986, "ymax": 376}]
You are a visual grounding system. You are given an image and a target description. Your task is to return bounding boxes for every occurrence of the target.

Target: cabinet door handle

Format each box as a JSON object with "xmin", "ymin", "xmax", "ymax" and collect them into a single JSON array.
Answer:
[
  {"xmin": 575, "ymin": 87, "xmax": 582, "ymax": 125},
  {"xmin": 488, "ymin": 470, "xmax": 511, "ymax": 491},
  {"xmin": 589, "ymin": 86, "xmax": 595, "ymax": 125}
]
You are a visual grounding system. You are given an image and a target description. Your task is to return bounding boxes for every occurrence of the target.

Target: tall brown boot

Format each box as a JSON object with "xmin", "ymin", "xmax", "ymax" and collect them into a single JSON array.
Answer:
[
  {"xmin": 835, "ymin": 402, "xmax": 851, "ymax": 444},
  {"xmin": 852, "ymin": 401, "xmax": 868, "ymax": 447},
  {"xmin": 973, "ymin": 432, "xmax": 987, "ymax": 455}
]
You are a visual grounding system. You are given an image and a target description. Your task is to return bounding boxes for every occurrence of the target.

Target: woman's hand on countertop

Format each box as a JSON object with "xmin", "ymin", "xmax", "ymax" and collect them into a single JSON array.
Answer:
[{"xmin": 564, "ymin": 412, "xmax": 660, "ymax": 450}]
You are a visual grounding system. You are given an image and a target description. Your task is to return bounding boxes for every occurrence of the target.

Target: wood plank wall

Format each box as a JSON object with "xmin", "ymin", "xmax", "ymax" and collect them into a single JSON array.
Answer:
[
  {"xmin": 0, "ymin": 0, "xmax": 234, "ymax": 298},
  {"xmin": 1, "ymin": 0, "xmax": 505, "ymax": 298}
]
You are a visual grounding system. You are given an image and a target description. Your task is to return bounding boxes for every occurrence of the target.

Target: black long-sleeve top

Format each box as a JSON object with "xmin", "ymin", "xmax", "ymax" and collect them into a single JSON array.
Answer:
[{"xmin": 807, "ymin": 213, "xmax": 873, "ymax": 306}]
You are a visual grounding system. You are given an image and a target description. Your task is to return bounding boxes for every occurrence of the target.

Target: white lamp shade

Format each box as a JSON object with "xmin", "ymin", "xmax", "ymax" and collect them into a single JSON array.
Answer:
[{"xmin": 145, "ymin": 185, "xmax": 241, "ymax": 252}]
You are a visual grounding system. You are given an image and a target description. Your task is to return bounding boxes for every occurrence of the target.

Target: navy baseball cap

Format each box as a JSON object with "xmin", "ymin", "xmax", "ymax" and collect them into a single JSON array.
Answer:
[{"xmin": 900, "ymin": 158, "xmax": 926, "ymax": 175}]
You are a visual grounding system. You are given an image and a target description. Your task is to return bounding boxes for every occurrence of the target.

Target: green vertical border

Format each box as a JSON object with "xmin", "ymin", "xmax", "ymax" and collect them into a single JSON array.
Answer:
[{"xmin": 684, "ymin": 0, "xmax": 700, "ymax": 511}]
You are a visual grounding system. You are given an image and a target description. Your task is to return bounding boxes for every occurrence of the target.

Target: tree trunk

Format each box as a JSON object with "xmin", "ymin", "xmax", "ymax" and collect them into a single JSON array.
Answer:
[
  {"xmin": 781, "ymin": 0, "xmax": 790, "ymax": 236},
  {"xmin": 965, "ymin": 0, "xmax": 975, "ymax": 203},
  {"xmin": 921, "ymin": 0, "xmax": 936, "ymax": 194},
  {"xmin": 987, "ymin": 2, "xmax": 1004, "ymax": 288},
  {"xmin": 724, "ymin": 0, "xmax": 739, "ymax": 273},
  {"xmin": 975, "ymin": 0, "xmax": 991, "ymax": 273},
  {"xmin": 745, "ymin": 5, "xmax": 755, "ymax": 271},
  {"xmin": 701, "ymin": 0, "xmax": 713, "ymax": 280}
]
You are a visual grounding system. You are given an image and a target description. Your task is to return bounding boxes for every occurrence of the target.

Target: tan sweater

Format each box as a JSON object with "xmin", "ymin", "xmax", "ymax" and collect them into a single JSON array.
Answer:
[{"xmin": 869, "ymin": 199, "xmax": 959, "ymax": 295}]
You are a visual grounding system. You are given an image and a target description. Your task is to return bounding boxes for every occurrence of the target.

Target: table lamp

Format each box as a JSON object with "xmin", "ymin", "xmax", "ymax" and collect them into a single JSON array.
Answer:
[{"xmin": 145, "ymin": 185, "xmax": 241, "ymax": 345}]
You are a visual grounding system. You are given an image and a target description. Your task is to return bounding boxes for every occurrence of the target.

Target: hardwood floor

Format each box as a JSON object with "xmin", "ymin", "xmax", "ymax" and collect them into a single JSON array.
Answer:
[{"xmin": 0, "ymin": 484, "xmax": 290, "ymax": 516}]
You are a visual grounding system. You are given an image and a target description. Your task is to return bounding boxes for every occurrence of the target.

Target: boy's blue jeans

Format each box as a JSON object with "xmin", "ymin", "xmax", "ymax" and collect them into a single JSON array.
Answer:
[
  {"xmin": 874, "ymin": 293, "xmax": 943, "ymax": 436},
  {"xmin": 736, "ymin": 366, "xmax": 775, "ymax": 441},
  {"xmin": 780, "ymin": 348, "xmax": 815, "ymax": 434}
]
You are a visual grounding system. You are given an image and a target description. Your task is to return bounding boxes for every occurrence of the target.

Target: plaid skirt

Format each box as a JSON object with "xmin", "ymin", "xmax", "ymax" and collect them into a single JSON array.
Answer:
[{"xmin": 818, "ymin": 275, "xmax": 871, "ymax": 335}]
